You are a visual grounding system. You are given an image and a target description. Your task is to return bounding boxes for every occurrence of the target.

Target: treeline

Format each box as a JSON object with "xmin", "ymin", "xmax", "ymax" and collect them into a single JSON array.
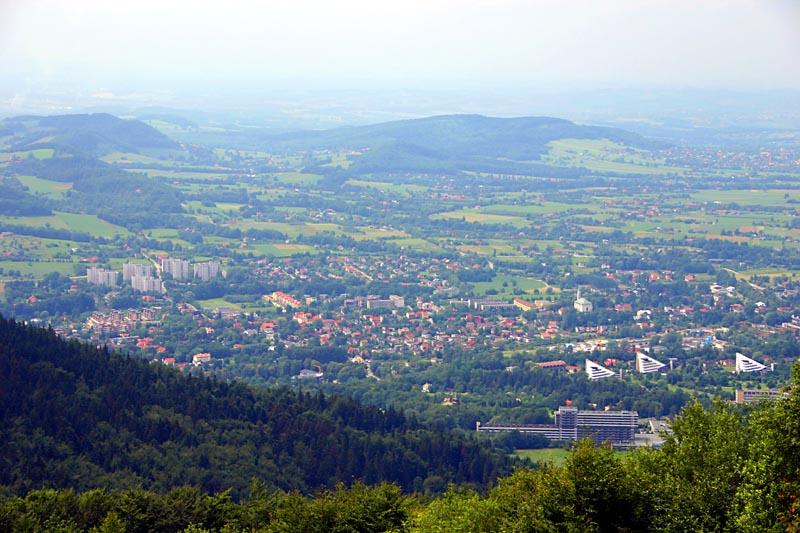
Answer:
[
  {"xmin": 0, "ymin": 317, "xmax": 510, "ymax": 499},
  {"xmin": 3, "ymin": 381, "xmax": 800, "ymax": 531}
]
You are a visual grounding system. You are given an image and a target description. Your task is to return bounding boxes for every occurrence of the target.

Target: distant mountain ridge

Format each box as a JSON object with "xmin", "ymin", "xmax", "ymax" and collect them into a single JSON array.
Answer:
[
  {"xmin": 266, "ymin": 114, "xmax": 657, "ymax": 174},
  {"xmin": 0, "ymin": 113, "xmax": 178, "ymax": 156}
]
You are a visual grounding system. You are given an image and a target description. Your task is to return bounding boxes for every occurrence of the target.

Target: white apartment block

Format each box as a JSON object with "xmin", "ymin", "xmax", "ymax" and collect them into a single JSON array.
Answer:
[
  {"xmin": 86, "ymin": 267, "xmax": 118, "ymax": 287},
  {"xmin": 131, "ymin": 275, "xmax": 164, "ymax": 294},
  {"xmin": 193, "ymin": 260, "xmax": 220, "ymax": 281},
  {"xmin": 161, "ymin": 257, "xmax": 191, "ymax": 280},
  {"xmin": 123, "ymin": 263, "xmax": 152, "ymax": 281}
]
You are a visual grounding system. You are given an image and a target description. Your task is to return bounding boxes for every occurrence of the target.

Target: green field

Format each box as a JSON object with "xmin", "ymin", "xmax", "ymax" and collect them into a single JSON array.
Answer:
[
  {"xmin": 543, "ymin": 138, "xmax": 687, "ymax": 175},
  {"xmin": 0, "ymin": 148, "xmax": 55, "ymax": 161},
  {"xmin": 142, "ymin": 169, "xmax": 231, "ymax": 180},
  {"xmin": 470, "ymin": 274, "xmax": 547, "ymax": 298},
  {"xmin": 479, "ymin": 202, "xmax": 586, "ymax": 216},
  {"xmin": 0, "ymin": 235, "xmax": 77, "ymax": 260},
  {"xmin": 0, "ymin": 212, "xmax": 129, "ymax": 238},
  {"xmin": 247, "ymin": 243, "xmax": 317, "ymax": 257},
  {"xmin": 690, "ymin": 189, "xmax": 800, "ymax": 207},
  {"xmin": 195, "ymin": 297, "xmax": 265, "ymax": 313},
  {"xmin": 0, "ymin": 260, "xmax": 77, "ymax": 278},
  {"xmin": 228, "ymin": 221, "xmax": 343, "ymax": 238},
  {"xmin": 431, "ymin": 209, "xmax": 530, "ymax": 227},
  {"xmin": 101, "ymin": 151, "xmax": 166, "ymax": 165},
  {"xmin": 273, "ymin": 172, "xmax": 322, "ymax": 186},
  {"xmin": 388, "ymin": 238, "xmax": 443, "ymax": 253},
  {"xmin": 16, "ymin": 175, "xmax": 73, "ymax": 199},
  {"xmin": 346, "ymin": 179, "xmax": 428, "ymax": 195}
]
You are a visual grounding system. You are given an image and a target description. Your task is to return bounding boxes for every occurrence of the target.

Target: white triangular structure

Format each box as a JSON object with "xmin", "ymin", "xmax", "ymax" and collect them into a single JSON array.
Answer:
[
  {"xmin": 736, "ymin": 353, "xmax": 766, "ymax": 373},
  {"xmin": 636, "ymin": 352, "xmax": 666, "ymax": 374},
  {"xmin": 585, "ymin": 359, "xmax": 615, "ymax": 380}
]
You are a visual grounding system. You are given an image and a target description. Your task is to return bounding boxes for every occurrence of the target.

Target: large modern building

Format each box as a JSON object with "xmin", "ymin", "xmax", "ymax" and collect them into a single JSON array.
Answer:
[
  {"xmin": 86, "ymin": 267, "xmax": 118, "ymax": 287},
  {"xmin": 586, "ymin": 359, "xmax": 615, "ymax": 380},
  {"xmin": 636, "ymin": 352, "xmax": 667, "ymax": 374},
  {"xmin": 734, "ymin": 388, "xmax": 788, "ymax": 404},
  {"xmin": 477, "ymin": 406, "xmax": 638, "ymax": 446},
  {"xmin": 193, "ymin": 260, "xmax": 220, "ymax": 281},
  {"xmin": 161, "ymin": 257, "xmax": 190, "ymax": 280},
  {"xmin": 735, "ymin": 352, "xmax": 767, "ymax": 373},
  {"xmin": 366, "ymin": 295, "xmax": 405, "ymax": 309},
  {"xmin": 123, "ymin": 263, "xmax": 152, "ymax": 281},
  {"xmin": 131, "ymin": 275, "xmax": 164, "ymax": 294}
]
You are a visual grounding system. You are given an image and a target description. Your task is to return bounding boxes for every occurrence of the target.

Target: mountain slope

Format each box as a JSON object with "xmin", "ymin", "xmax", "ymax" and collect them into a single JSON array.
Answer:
[
  {"xmin": 268, "ymin": 114, "xmax": 656, "ymax": 173},
  {"xmin": 0, "ymin": 317, "xmax": 510, "ymax": 497},
  {"xmin": 0, "ymin": 113, "xmax": 178, "ymax": 156}
]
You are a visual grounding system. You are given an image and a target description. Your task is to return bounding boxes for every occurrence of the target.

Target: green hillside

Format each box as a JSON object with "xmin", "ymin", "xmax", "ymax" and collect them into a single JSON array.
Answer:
[
  {"xmin": 0, "ymin": 113, "xmax": 178, "ymax": 157},
  {"xmin": 268, "ymin": 114, "xmax": 659, "ymax": 174},
  {"xmin": 0, "ymin": 317, "xmax": 510, "ymax": 498}
]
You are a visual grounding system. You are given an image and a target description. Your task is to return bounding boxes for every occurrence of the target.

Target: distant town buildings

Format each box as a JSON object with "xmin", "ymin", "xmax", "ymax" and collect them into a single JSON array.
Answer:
[
  {"xmin": 366, "ymin": 295, "xmax": 405, "ymax": 310},
  {"xmin": 86, "ymin": 267, "xmax": 118, "ymax": 287},
  {"xmin": 268, "ymin": 291, "xmax": 302, "ymax": 308}
]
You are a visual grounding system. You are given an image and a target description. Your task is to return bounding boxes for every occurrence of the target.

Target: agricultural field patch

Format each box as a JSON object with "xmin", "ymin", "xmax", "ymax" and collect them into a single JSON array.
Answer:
[
  {"xmin": 0, "ymin": 212, "xmax": 129, "ymax": 238},
  {"xmin": 431, "ymin": 208, "xmax": 530, "ymax": 227},
  {"xmin": 16, "ymin": 175, "xmax": 73, "ymax": 199},
  {"xmin": 470, "ymin": 274, "xmax": 547, "ymax": 299}
]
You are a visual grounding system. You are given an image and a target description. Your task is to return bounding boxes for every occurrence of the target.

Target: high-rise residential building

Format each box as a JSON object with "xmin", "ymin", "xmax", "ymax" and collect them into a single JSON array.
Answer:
[
  {"xmin": 131, "ymin": 275, "xmax": 164, "ymax": 294},
  {"xmin": 161, "ymin": 257, "xmax": 191, "ymax": 280},
  {"xmin": 86, "ymin": 267, "xmax": 118, "ymax": 287},
  {"xmin": 193, "ymin": 260, "xmax": 220, "ymax": 281},
  {"xmin": 123, "ymin": 263, "xmax": 152, "ymax": 281}
]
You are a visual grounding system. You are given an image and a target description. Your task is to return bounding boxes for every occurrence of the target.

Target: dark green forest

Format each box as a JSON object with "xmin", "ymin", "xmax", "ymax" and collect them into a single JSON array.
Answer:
[
  {"xmin": 1, "ymin": 317, "xmax": 800, "ymax": 531},
  {"xmin": 0, "ymin": 316, "xmax": 509, "ymax": 498}
]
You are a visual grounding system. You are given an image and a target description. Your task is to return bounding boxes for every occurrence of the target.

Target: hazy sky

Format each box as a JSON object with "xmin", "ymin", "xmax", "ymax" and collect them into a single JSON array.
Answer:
[{"xmin": 1, "ymin": 0, "xmax": 799, "ymax": 93}]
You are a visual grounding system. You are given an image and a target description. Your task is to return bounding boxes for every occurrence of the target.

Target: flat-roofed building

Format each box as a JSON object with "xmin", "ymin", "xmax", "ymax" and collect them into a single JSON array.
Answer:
[
  {"xmin": 123, "ymin": 263, "xmax": 152, "ymax": 281},
  {"xmin": 131, "ymin": 275, "xmax": 164, "ymax": 294},
  {"xmin": 735, "ymin": 388, "xmax": 788, "ymax": 404},
  {"xmin": 477, "ymin": 406, "xmax": 637, "ymax": 446},
  {"xmin": 86, "ymin": 267, "xmax": 118, "ymax": 287},
  {"xmin": 161, "ymin": 257, "xmax": 190, "ymax": 280},
  {"xmin": 193, "ymin": 260, "xmax": 220, "ymax": 281}
]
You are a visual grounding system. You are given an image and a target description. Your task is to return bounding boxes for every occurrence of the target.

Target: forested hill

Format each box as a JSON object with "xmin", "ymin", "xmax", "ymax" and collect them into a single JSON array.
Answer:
[
  {"xmin": 0, "ymin": 316, "xmax": 510, "ymax": 497},
  {"xmin": 0, "ymin": 113, "xmax": 177, "ymax": 156},
  {"xmin": 267, "ymin": 114, "xmax": 657, "ymax": 174}
]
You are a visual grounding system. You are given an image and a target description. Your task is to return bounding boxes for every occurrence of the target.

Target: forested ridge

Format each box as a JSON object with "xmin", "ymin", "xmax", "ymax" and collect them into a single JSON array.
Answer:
[
  {"xmin": 2, "ymin": 385, "xmax": 800, "ymax": 532},
  {"xmin": 0, "ymin": 316, "xmax": 510, "ymax": 499},
  {"xmin": 1, "ymin": 319, "xmax": 800, "ymax": 531}
]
